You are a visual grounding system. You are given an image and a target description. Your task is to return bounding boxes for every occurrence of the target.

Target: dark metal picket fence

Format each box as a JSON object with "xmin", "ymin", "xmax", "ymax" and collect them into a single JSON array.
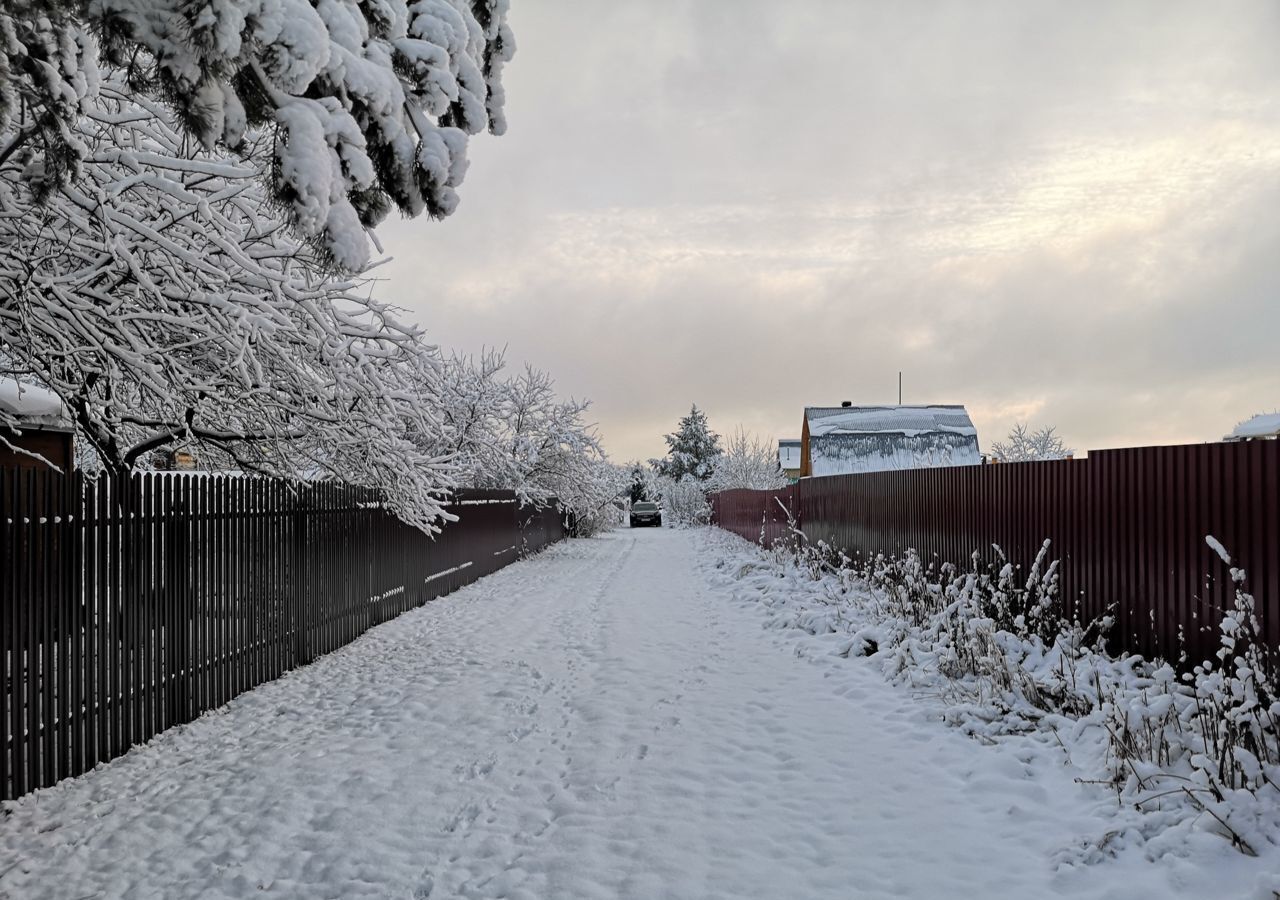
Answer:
[
  {"xmin": 1, "ymin": 470, "xmax": 565, "ymax": 800},
  {"xmin": 711, "ymin": 440, "xmax": 1280, "ymax": 667}
]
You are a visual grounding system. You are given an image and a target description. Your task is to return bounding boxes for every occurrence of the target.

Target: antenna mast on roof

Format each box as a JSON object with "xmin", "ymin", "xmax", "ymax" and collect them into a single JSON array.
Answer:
[{"xmin": 898, "ymin": 371, "xmax": 902, "ymax": 405}]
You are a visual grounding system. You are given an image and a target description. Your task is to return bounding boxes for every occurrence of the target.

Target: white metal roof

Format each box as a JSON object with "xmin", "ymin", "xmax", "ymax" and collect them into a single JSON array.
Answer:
[
  {"xmin": 0, "ymin": 378, "xmax": 69, "ymax": 428},
  {"xmin": 805, "ymin": 405, "xmax": 977, "ymax": 439},
  {"xmin": 1226, "ymin": 412, "xmax": 1280, "ymax": 441},
  {"xmin": 804, "ymin": 405, "xmax": 980, "ymax": 476}
]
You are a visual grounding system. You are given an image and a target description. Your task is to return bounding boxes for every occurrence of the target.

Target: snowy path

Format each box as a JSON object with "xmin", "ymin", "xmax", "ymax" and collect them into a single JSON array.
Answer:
[{"xmin": 0, "ymin": 529, "xmax": 1241, "ymax": 899}]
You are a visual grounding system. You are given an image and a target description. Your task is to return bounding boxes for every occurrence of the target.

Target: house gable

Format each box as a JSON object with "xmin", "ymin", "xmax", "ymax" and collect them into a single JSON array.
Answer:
[{"xmin": 801, "ymin": 404, "xmax": 980, "ymax": 477}]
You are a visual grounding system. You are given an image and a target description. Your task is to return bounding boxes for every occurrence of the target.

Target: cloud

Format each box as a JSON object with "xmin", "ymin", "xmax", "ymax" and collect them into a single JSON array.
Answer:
[{"xmin": 377, "ymin": 0, "xmax": 1280, "ymax": 461}]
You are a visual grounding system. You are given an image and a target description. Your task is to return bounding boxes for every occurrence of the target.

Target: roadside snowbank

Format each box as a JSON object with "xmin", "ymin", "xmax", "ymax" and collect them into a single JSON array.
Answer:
[{"xmin": 699, "ymin": 527, "xmax": 1280, "ymax": 899}]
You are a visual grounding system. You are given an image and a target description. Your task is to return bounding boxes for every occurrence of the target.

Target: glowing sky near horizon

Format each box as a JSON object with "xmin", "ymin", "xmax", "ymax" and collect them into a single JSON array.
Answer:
[{"xmin": 381, "ymin": 0, "xmax": 1280, "ymax": 462}]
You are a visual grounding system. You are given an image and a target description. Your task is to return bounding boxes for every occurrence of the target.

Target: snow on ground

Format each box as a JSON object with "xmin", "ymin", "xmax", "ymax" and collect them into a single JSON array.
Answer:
[{"xmin": 0, "ymin": 528, "xmax": 1270, "ymax": 899}]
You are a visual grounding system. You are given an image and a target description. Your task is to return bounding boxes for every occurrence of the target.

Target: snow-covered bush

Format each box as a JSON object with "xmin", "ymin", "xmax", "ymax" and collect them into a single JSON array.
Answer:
[
  {"xmin": 1098, "ymin": 540, "xmax": 1279, "ymax": 856},
  {"xmin": 707, "ymin": 427, "xmax": 786, "ymax": 492},
  {"xmin": 656, "ymin": 474, "xmax": 711, "ymax": 526},
  {"xmin": 991, "ymin": 423, "xmax": 1074, "ymax": 462},
  {"xmin": 711, "ymin": 527, "xmax": 1280, "ymax": 858},
  {"xmin": 3, "ymin": 0, "xmax": 514, "ymax": 271}
]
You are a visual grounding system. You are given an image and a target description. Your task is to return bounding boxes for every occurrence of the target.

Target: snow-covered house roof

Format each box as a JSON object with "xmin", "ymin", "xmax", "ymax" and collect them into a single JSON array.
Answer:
[
  {"xmin": 803, "ymin": 405, "xmax": 981, "ymax": 476},
  {"xmin": 0, "ymin": 378, "xmax": 71, "ymax": 431},
  {"xmin": 1225, "ymin": 412, "xmax": 1280, "ymax": 441},
  {"xmin": 778, "ymin": 439, "xmax": 802, "ymax": 471}
]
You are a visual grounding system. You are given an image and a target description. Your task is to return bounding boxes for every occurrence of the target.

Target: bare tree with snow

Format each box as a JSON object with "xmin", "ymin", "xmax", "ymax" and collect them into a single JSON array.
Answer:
[
  {"xmin": 1, "ymin": 77, "xmax": 454, "ymax": 530},
  {"xmin": 990, "ymin": 423, "xmax": 1074, "ymax": 463},
  {"xmin": 496, "ymin": 364, "xmax": 603, "ymax": 504},
  {"xmin": 707, "ymin": 427, "xmax": 786, "ymax": 491},
  {"xmin": 425, "ymin": 348, "xmax": 510, "ymax": 482},
  {"xmin": 414, "ymin": 349, "xmax": 625, "ymax": 530}
]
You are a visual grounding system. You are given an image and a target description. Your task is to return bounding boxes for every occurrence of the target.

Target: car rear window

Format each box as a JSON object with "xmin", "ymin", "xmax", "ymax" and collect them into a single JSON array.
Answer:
[{"xmin": 633, "ymin": 502, "xmax": 658, "ymax": 511}]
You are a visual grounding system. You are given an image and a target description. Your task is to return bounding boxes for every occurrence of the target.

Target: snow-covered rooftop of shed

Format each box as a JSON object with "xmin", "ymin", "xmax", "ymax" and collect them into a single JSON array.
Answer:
[
  {"xmin": 0, "ymin": 378, "xmax": 69, "ymax": 427},
  {"xmin": 806, "ymin": 405, "xmax": 976, "ymax": 439},
  {"xmin": 1227, "ymin": 412, "xmax": 1280, "ymax": 440}
]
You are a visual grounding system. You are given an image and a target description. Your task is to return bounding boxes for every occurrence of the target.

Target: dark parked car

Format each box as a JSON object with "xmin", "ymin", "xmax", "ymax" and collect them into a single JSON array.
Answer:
[{"xmin": 630, "ymin": 501, "xmax": 662, "ymax": 528}]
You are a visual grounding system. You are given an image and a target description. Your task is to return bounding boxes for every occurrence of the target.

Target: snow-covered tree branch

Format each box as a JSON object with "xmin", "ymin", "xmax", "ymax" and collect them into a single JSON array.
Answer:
[
  {"xmin": 990, "ymin": 423, "xmax": 1074, "ymax": 463},
  {"xmin": 1, "ymin": 77, "xmax": 454, "ymax": 530},
  {"xmin": 707, "ymin": 427, "xmax": 786, "ymax": 491},
  {"xmin": 3, "ymin": 0, "xmax": 515, "ymax": 271},
  {"xmin": 414, "ymin": 348, "xmax": 625, "ymax": 531}
]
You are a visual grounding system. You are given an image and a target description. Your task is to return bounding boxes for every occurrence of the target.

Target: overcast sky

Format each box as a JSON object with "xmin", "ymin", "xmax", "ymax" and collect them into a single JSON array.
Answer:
[{"xmin": 379, "ymin": 0, "xmax": 1280, "ymax": 463}]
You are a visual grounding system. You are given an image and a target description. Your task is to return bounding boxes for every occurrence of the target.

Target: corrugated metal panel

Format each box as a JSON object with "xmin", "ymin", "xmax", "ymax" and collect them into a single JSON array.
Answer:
[{"xmin": 712, "ymin": 440, "xmax": 1280, "ymax": 666}]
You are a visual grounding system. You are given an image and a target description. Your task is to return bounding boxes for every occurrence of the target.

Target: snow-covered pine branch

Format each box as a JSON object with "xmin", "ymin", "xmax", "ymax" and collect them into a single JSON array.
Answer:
[
  {"xmin": 0, "ymin": 77, "xmax": 454, "ymax": 531},
  {"xmin": 624, "ymin": 460, "xmax": 661, "ymax": 503},
  {"xmin": 990, "ymin": 423, "xmax": 1074, "ymax": 463},
  {"xmin": 0, "ymin": 6, "xmax": 99, "ymax": 194},
  {"xmin": 652, "ymin": 404, "xmax": 722, "ymax": 482},
  {"xmin": 3, "ymin": 0, "xmax": 515, "ymax": 271}
]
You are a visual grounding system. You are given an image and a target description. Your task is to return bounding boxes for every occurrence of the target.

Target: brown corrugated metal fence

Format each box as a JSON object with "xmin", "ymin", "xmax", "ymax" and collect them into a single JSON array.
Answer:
[
  {"xmin": 711, "ymin": 441, "xmax": 1280, "ymax": 667},
  {"xmin": 1, "ymin": 471, "xmax": 565, "ymax": 800}
]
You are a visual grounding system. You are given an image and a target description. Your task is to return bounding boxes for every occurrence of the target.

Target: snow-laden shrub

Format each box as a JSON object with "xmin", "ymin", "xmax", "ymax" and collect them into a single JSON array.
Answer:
[
  {"xmin": 713, "ymin": 527, "xmax": 1280, "ymax": 858},
  {"xmin": 411, "ymin": 348, "xmax": 627, "ymax": 535},
  {"xmin": 1099, "ymin": 542, "xmax": 1279, "ymax": 856},
  {"xmin": 570, "ymin": 492, "xmax": 625, "ymax": 539},
  {"xmin": 656, "ymin": 474, "xmax": 711, "ymax": 526}
]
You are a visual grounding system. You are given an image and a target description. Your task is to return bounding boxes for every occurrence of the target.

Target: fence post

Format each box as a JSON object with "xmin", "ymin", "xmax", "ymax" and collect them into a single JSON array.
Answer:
[
  {"xmin": 164, "ymin": 476, "xmax": 188, "ymax": 727},
  {"xmin": 291, "ymin": 490, "xmax": 311, "ymax": 667}
]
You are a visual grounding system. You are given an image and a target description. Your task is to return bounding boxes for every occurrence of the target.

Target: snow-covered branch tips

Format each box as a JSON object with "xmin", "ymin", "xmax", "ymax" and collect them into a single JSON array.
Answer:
[{"xmin": 420, "ymin": 350, "xmax": 627, "ymax": 537}]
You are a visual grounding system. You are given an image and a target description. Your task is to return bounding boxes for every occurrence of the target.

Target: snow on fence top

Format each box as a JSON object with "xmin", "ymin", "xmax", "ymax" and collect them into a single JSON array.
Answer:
[
  {"xmin": 804, "ymin": 405, "xmax": 981, "ymax": 476},
  {"xmin": 0, "ymin": 377, "xmax": 69, "ymax": 429},
  {"xmin": 1226, "ymin": 412, "xmax": 1280, "ymax": 441}
]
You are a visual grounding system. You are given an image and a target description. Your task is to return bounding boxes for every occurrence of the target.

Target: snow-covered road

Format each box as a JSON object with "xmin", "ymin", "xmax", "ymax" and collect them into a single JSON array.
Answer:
[{"xmin": 0, "ymin": 528, "xmax": 1252, "ymax": 899}]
